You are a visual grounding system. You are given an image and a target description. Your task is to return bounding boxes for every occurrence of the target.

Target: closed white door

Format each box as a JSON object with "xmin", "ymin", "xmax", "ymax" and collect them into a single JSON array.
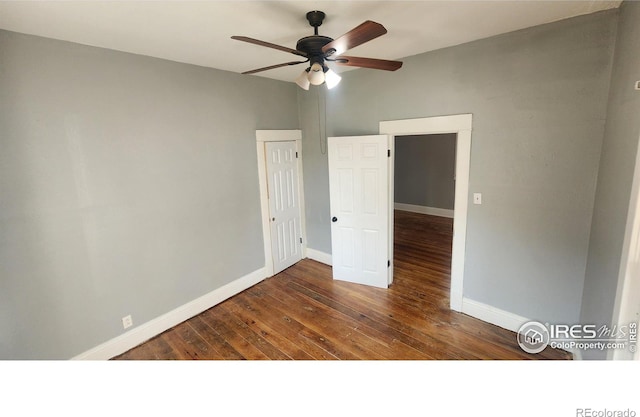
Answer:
[
  {"xmin": 266, "ymin": 141, "xmax": 303, "ymax": 274},
  {"xmin": 328, "ymin": 135, "xmax": 390, "ymax": 288}
]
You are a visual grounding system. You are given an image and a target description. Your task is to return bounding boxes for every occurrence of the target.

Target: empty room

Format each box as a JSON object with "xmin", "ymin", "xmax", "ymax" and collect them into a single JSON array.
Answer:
[{"xmin": 2, "ymin": 0, "xmax": 640, "ymax": 397}]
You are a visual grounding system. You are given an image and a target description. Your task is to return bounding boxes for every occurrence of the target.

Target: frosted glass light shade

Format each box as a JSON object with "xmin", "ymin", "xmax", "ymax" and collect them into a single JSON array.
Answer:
[
  {"xmin": 308, "ymin": 63, "xmax": 325, "ymax": 86},
  {"xmin": 324, "ymin": 68, "xmax": 342, "ymax": 89},
  {"xmin": 295, "ymin": 69, "xmax": 310, "ymax": 90}
]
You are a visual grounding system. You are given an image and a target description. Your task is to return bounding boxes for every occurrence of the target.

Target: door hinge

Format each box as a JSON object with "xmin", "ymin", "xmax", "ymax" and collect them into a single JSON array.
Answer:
[
  {"xmin": 387, "ymin": 149, "xmax": 391, "ymax": 158},
  {"xmin": 296, "ymin": 151, "xmax": 299, "ymax": 158},
  {"xmin": 300, "ymin": 237, "xmax": 303, "ymax": 244},
  {"xmin": 388, "ymin": 260, "xmax": 391, "ymax": 267}
]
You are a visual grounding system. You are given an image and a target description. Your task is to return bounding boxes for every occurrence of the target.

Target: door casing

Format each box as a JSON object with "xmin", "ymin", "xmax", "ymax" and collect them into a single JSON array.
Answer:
[{"xmin": 380, "ymin": 114, "xmax": 472, "ymax": 312}]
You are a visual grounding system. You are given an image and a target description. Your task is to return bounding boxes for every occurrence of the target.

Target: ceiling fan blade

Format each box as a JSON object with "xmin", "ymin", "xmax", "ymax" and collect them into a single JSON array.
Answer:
[
  {"xmin": 241, "ymin": 60, "xmax": 308, "ymax": 75},
  {"xmin": 231, "ymin": 36, "xmax": 307, "ymax": 58},
  {"xmin": 335, "ymin": 56, "xmax": 403, "ymax": 71},
  {"xmin": 321, "ymin": 21, "xmax": 387, "ymax": 56}
]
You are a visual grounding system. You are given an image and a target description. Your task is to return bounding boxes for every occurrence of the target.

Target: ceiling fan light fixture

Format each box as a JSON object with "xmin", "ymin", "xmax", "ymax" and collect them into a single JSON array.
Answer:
[
  {"xmin": 295, "ymin": 69, "xmax": 311, "ymax": 90},
  {"xmin": 324, "ymin": 68, "xmax": 341, "ymax": 89},
  {"xmin": 308, "ymin": 62, "xmax": 325, "ymax": 86},
  {"xmin": 233, "ymin": 10, "xmax": 403, "ymax": 91}
]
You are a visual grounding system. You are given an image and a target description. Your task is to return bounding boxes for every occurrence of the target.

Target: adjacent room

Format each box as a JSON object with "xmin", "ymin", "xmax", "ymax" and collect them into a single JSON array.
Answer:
[{"xmin": 1, "ymin": 0, "xmax": 639, "ymax": 365}]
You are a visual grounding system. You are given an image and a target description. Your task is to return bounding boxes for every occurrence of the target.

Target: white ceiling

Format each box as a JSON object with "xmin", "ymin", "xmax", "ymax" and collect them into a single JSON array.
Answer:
[{"xmin": 0, "ymin": 1, "xmax": 622, "ymax": 83}]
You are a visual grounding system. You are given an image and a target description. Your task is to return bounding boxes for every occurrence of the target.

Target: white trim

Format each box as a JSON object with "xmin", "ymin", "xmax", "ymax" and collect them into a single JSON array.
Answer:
[
  {"xmin": 394, "ymin": 203, "xmax": 455, "ymax": 219},
  {"xmin": 450, "ymin": 129, "xmax": 471, "ymax": 311},
  {"xmin": 72, "ymin": 267, "xmax": 267, "ymax": 360},
  {"xmin": 388, "ymin": 135, "xmax": 395, "ymax": 285},
  {"xmin": 256, "ymin": 129, "xmax": 302, "ymax": 142},
  {"xmin": 461, "ymin": 297, "xmax": 579, "ymax": 358},
  {"xmin": 305, "ymin": 248, "xmax": 332, "ymax": 266},
  {"xmin": 255, "ymin": 130, "xmax": 306, "ymax": 277},
  {"xmin": 256, "ymin": 141, "xmax": 274, "ymax": 276},
  {"xmin": 381, "ymin": 114, "xmax": 472, "ymax": 312},
  {"xmin": 297, "ymin": 143, "xmax": 308, "ymax": 267},
  {"xmin": 380, "ymin": 114, "xmax": 472, "ymax": 135},
  {"xmin": 461, "ymin": 297, "xmax": 529, "ymax": 334},
  {"xmin": 611, "ymin": 132, "xmax": 640, "ymax": 361}
]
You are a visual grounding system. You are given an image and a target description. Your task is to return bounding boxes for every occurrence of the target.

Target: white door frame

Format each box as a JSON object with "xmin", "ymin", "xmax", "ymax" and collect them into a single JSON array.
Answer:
[
  {"xmin": 610, "ymin": 132, "xmax": 640, "ymax": 360},
  {"xmin": 256, "ymin": 130, "xmax": 307, "ymax": 277},
  {"xmin": 380, "ymin": 114, "xmax": 472, "ymax": 312}
]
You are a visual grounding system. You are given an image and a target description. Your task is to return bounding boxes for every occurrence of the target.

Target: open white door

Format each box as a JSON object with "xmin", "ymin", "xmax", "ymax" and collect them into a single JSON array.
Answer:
[
  {"xmin": 328, "ymin": 135, "xmax": 390, "ymax": 288},
  {"xmin": 266, "ymin": 141, "xmax": 303, "ymax": 274}
]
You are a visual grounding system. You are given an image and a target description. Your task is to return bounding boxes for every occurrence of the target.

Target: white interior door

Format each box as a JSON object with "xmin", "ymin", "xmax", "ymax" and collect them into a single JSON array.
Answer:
[
  {"xmin": 266, "ymin": 141, "xmax": 303, "ymax": 274},
  {"xmin": 328, "ymin": 135, "xmax": 390, "ymax": 288}
]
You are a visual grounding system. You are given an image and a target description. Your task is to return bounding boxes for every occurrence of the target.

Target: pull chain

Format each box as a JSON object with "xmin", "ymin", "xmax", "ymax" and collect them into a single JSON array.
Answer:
[{"xmin": 318, "ymin": 87, "xmax": 327, "ymax": 155}]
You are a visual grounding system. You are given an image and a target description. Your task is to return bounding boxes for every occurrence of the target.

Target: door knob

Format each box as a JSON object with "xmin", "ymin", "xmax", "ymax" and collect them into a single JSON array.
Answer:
[{"xmin": 332, "ymin": 217, "xmax": 338, "ymax": 222}]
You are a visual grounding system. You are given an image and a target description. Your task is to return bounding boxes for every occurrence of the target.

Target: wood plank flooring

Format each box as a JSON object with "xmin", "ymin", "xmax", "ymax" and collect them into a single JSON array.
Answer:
[{"xmin": 113, "ymin": 210, "xmax": 572, "ymax": 360}]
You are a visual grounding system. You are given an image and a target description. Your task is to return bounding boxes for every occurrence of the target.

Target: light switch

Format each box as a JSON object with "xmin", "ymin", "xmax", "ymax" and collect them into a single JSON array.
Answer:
[{"xmin": 473, "ymin": 193, "xmax": 482, "ymax": 205}]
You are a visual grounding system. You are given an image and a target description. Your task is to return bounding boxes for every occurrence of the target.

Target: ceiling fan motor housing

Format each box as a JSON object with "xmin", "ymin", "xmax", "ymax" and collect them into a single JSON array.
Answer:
[
  {"xmin": 306, "ymin": 11, "xmax": 326, "ymax": 29},
  {"xmin": 299, "ymin": 10, "xmax": 333, "ymax": 67},
  {"xmin": 296, "ymin": 36, "xmax": 333, "ymax": 65}
]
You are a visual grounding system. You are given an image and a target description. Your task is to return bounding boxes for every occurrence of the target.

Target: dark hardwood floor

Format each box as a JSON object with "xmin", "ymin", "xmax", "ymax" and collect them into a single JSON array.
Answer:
[{"xmin": 113, "ymin": 210, "xmax": 571, "ymax": 360}]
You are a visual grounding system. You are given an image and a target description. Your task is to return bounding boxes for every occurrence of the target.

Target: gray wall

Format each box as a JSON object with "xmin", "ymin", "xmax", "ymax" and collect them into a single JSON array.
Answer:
[
  {"xmin": 0, "ymin": 30, "xmax": 299, "ymax": 359},
  {"xmin": 394, "ymin": 134, "xmax": 456, "ymax": 210},
  {"xmin": 580, "ymin": 1, "xmax": 640, "ymax": 360},
  {"xmin": 299, "ymin": 10, "xmax": 617, "ymax": 325}
]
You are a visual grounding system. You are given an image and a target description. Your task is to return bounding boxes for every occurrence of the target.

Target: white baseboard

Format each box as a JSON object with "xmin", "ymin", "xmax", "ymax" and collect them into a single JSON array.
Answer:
[
  {"xmin": 305, "ymin": 248, "xmax": 332, "ymax": 266},
  {"xmin": 461, "ymin": 297, "xmax": 530, "ymax": 333},
  {"xmin": 394, "ymin": 203, "xmax": 454, "ymax": 218},
  {"xmin": 461, "ymin": 297, "xmax": 579, "ymax": 358},
  {"xmin": 72, "ymin": 267, "xmax": 267, "ymax": 360}
]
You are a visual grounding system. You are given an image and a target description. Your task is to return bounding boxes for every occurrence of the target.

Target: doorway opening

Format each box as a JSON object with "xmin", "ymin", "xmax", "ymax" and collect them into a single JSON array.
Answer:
[
  {"xmin": 394, "ymin": 133, "xmax": 457, "ymax": 218},
  {"xmin": 393, "ymin": 133, "xmax": 457, "ymax": 309},
  {"xmin": 380, "ymin": 114, "xmax": 472, "ymax": 311}
]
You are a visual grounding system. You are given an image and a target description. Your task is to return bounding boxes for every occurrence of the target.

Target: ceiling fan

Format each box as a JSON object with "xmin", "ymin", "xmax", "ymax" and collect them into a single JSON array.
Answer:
[{"xmin": 231, "ymin": 10, "xmax": 403, "ymax": 90}]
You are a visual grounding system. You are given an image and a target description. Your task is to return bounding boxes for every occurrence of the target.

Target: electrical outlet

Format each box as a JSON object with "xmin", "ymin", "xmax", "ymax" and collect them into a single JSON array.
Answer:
[
  {"xmin": 635, "ymin": 81, "xmax": 640, "ymax": 91},
  {"xmin": 473, "ymin": 193, "xmax": 482, "ymax": 205},
  {"xmin": 122, "ymin": 315, "xmax": 133, "ymax": 329}
]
